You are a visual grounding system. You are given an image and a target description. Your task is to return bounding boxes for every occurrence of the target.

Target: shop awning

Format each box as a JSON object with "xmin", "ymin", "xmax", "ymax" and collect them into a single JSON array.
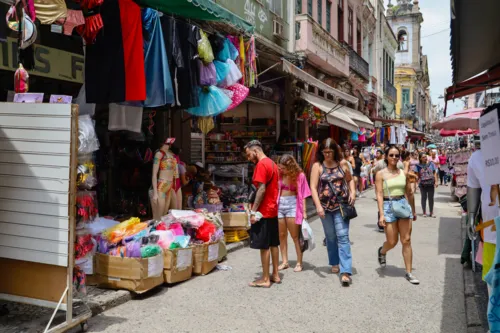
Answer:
[
  {"xmin": 137, "ymin": 0, "xmax": 254, "ymax": 33},
  {"xmin": 450, "ymin": 0, "xmax": 500, "ymax": 84},
  {"xmin": 301, "ymin": 91, "xmax": 359, "ymax": 133},
  {"xmin": 334, "ymin": 105, "xmax": 374, "ymax": 129},
  {"xmin": 283, "ymin": 59, "xmax": 359, "ymax": 106},
  {"xmin": 407, "ymin": 128, "xmax": 425, "ymax": 137}
]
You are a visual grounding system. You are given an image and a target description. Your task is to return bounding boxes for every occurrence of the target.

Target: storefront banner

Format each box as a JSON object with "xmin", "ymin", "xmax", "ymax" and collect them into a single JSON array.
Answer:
[
  {"xmin": 0, "ymin": 37, "xmax": 84, "ymax": 84},
  {"xmin": 480, "ymin": 108, "xmax": 500, "ymax": 185}
]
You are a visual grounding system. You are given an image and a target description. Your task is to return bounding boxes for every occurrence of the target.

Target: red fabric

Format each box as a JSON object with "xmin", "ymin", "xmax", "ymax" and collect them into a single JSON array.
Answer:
[
  {"xmin": 118, "ymin": 0, "xmax": 146, "ymax": 101},
  {"xmin": 438, "ymin": 156, "xmax": 447, "ymax": 165},
  {"xmin": 252, "ymin": 157, "xmax": 279, "ymax": 218}
]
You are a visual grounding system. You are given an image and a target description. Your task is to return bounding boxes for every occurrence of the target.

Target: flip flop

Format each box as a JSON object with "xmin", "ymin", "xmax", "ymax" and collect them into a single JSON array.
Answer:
[
  {"xmin": 331, "ymin": 266, "xmax": 340, "ymax": 274},
  {"xmin": 248, "ymin": 281, "xmax": 271, "ymax": 288},
  {"xmin": 278, "ymin": 263, "xmax": 289, "ymax": 270},
  {"xmin": 270, "ymin": 277, "xmax": 282, "ymax": 284}
]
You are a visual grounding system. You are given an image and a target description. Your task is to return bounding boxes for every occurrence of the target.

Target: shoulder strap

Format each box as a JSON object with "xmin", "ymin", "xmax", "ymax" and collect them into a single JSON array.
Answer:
[{"xmin": 382, "ymin": 173, "xmax": 392, "ymax": 200}]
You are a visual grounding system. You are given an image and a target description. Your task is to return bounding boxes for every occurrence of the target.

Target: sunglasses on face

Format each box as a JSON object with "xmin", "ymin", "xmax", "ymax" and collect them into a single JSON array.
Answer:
[{"xmin": 389, "ymin": 154, "xmax": 400, "ymax": 158}]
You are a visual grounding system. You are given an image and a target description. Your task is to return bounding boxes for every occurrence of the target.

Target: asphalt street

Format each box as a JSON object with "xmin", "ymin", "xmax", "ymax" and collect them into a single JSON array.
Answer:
[{"xmin": 75, "ymin": 186, "xmax": 466, "ymax": 333}]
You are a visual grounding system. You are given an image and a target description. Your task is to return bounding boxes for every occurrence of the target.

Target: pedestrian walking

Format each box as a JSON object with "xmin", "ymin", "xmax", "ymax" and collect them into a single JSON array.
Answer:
[
  {"xmin": 413, "ymin": 152, "xmax": 439, "ymax": 217},
  {"xmin": 376, "ymin": 145, "xmax": 419, "ymax": 285},
  {"xmin": 310, "ymin": 138, "xmax": 356, "ymax": 287},
  {"xmin": 244, "ymin": 140, "xmax": 280, "ymax": 288},
  {"xmin": 276, "ymin": 154, "xmax": 311, "ymax": 273},
  {"xmin": 409, "ymin": 151, "xmax": 419, "ymax": 193},
  {"xmin": 438, "ymin": 149, "xmax": 448, "ymax": 185},
  {"xmin": 352, "ymin": 147, "xmax": 363, "ymax": 196}
]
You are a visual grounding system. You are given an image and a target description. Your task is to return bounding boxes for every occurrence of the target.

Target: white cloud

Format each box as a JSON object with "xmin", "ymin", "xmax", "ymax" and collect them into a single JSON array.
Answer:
[{"xmin": 384, "ymin": 0, "xmax": 462, "ymax": 114}]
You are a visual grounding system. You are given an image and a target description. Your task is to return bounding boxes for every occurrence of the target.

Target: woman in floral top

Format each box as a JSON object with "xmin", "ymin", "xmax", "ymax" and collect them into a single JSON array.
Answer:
[{"xmin": 310, "ymin": 138, "xmax": 356, "ymax": 287}]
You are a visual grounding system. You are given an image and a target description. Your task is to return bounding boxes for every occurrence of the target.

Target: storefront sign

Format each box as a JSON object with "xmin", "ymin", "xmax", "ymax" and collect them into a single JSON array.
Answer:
[
  {"xmin": 479, "ymin": 108, "xmax": 500, "ymax": 185},
  {"xmin": 0, "ymin": 37, "xmax": 84, "ymax": 84}
]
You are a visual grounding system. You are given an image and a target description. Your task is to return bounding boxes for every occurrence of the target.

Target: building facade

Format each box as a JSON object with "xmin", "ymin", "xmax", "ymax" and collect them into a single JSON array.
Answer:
[{"xmin": 386, "ymin": 0, "xmax": 430, "ymax": 131}]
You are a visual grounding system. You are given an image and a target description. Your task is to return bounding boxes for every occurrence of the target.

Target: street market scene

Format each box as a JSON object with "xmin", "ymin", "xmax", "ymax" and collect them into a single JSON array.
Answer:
[{"xmin": 0, "ymin": 0, "xmax": 499, "ymax": 332}]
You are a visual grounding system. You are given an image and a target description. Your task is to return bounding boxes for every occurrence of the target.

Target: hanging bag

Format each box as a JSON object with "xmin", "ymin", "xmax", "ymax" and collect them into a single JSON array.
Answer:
[
  {"xmin": 383, "ymin": 175, "xmax": 411, "ymax": 219},
  {"xmin": 327, "ymin": 181, "xmax": 357, "ymax": 220}
]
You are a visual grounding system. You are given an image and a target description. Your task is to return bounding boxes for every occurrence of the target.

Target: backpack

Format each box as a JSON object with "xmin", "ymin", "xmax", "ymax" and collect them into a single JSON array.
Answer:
[{"xmin": 417, "ymin": 163, "xmax": 435, "ymax": 187}]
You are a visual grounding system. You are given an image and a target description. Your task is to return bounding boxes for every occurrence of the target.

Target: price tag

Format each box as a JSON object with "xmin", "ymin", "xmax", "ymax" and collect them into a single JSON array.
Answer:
[
  {"xmin": 176, "ymin": 248, "xmax": 193, "ymax": 270},
  {"xmin": 51, "ymin": 24, "xmax": 63, "ymax": 34},
  {"xmin": 480, "ymin": 109, "xmax": 500, "ymax": 185},
  {"xmin": 208, "ymin": 243, "xmax": 219, "ymax": 262}
]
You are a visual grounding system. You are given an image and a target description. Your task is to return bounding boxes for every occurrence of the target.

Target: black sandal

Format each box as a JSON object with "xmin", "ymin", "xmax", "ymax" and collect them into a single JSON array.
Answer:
[
  {"xmin": 341, "ymin": 274, "xmax": 351, "ymax": 287},
  {"xmin": 378, "ymin": 247, "xmax": 386, "ymax": 267}
]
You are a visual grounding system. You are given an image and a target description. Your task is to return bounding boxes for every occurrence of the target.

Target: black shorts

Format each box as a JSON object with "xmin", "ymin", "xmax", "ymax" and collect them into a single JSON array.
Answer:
[{"xmin": 250, "ymin": 217, "xmax": 280, "ymax": 250}]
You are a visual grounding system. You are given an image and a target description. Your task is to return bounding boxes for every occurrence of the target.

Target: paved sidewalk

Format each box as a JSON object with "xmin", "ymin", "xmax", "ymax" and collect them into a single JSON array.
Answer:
[{"xmin": 68, "ymin": 186, "xmax": 468, "ymax": 333}]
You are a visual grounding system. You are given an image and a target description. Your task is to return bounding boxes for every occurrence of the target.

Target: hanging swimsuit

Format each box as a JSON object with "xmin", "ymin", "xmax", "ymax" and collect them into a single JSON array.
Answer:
[{"xmin": 152, "ymin": 150, "xmax": 178, "ymax": 198}]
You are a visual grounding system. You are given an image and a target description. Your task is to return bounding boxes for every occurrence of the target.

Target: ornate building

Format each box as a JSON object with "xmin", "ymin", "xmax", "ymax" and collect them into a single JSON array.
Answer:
[{"xmin": 386, "ymin": 0, "xmax": 430, "ymax": 131}]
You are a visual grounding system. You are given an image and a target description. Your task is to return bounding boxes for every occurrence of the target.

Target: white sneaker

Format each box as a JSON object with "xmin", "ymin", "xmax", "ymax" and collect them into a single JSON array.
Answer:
[{"xmin": 405, "ymin": 273, "xmax": 420, "ymax": 285}]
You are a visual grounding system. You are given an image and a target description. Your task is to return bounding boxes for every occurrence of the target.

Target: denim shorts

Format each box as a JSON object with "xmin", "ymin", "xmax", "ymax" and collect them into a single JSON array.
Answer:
[
  {"xmin": 278, "ymin": 196, "xmax": 296, "ymax": 219},
  {"xmin": 383, "ymin": 197, "xmax": 413, "ymax": 222}
]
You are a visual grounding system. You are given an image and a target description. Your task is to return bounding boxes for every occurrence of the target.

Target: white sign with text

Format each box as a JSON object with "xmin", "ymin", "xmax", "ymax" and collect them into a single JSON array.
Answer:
[{"xmin": 480, "ymin": 109, "xmax": 500, "ymax": 185}]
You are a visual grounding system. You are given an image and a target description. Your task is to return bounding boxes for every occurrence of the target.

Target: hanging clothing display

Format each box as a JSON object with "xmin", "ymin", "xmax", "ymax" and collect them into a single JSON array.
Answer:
[
  {"xmin": 389, "ymin": 126, "xmax": 396, "ymax": 144},
  {"xmin": 34, "ymin": 0, "xmax": 67, "ymax": 24},
  {"xmin": 161, "ymin": 17, "xmax": 200, "ymax": 108},
  {"xmin": 398, "ymin": 125, "xmax": 407, "ymax": 145},
  {"xmin": 379, "ymin": 128, "xmax": 385, "ymax": 143},
  {"xmin": 141, "ymin": 8, "xmax": 174, "ymax": 107},
  {"xmin": 351, "ymin": 131, "xmax": 359, "ymax": 141},
  {"xmin": 186, "ymin": 86, "xmax": 231, "ymax": 117},
  {"xmin": 108, "ymin": 103, "xmax": 143, "ymax": 133},
  {"xmin": 85, "ymin": 0, "xmax": 146, "ymax": 103},
  {"xmin": 358, "ymin": 128, "xmax": 366, "ymax": 142}
]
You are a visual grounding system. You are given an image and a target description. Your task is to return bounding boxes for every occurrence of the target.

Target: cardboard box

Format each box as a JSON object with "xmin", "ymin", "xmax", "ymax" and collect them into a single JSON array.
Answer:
[
  {"xmin": 192, "ymin": 241, "xmax": 219, "ymax": 276},
  {"xmin": 94, "ymin": 253, "xmax": 164, "ymax": 293},
  {"xmin": 221, "ymin": 212, "xmax": 248, "ymax": 228},
  {"xmin": 218, "ymin": 241, "xmax": 227, "ymax": 261},
  {"xmin": 163, "ymin": 248, "xmax": 193, "ymax": 284}
]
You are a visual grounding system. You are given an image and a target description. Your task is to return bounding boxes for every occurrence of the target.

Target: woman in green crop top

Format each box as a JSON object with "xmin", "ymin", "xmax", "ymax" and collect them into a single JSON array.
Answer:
[{"xmin": 375, "ymin": 146, "xmax": 419, "ymax": 285}]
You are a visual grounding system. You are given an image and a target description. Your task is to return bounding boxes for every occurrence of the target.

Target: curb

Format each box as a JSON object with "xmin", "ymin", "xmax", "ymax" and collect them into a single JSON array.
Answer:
[{"xmin": 460, "ymin": 213, "xmax": 489, "ymax": 332}]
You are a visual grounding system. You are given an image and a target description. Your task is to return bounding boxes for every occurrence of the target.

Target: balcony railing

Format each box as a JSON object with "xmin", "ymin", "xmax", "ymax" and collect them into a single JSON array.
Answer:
[
  {"xmin": 348, "ymin": 47, "xmax": 369, "ymax": 81},
  {"xmin": 384, "ymin": 79, "xmax": 397, "ymax": 102}
]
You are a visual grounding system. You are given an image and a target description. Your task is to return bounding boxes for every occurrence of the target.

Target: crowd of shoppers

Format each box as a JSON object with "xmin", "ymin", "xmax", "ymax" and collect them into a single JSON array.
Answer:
[{"xmin": 244, "ymin": 139, "xmax": 449, "ymax": 288}]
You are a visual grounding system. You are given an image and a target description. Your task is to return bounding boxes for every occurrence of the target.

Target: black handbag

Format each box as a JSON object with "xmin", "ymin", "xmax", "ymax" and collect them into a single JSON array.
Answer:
[{"xmin": 328, "ymin": 182, "xmax": 358, "ymax": 220}]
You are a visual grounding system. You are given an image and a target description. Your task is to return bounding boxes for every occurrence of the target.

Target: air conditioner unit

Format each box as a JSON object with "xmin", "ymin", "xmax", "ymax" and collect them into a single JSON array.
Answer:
[{"xmin": 273, "ymin": 19, "xmax": 284, "ymax": 38}]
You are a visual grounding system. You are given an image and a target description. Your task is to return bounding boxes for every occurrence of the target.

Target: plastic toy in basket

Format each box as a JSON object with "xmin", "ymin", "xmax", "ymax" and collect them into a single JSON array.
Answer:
[{"xmin": 102, "ymin": 217, "xmax": 146, "ymax": 244}]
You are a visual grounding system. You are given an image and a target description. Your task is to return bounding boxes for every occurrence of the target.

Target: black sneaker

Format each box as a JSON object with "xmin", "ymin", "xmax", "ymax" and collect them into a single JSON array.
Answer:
[
  {"xmin": 378, "ymin": 247, "xmax": 386, "ymax": 267},
  {"xmin": 323, "ymin": 238, "xmax": 327, "ymax": 246}
]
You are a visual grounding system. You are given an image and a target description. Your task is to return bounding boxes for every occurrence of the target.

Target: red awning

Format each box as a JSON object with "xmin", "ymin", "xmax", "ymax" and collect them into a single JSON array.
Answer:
[
  {"xmin": 444, "ymin": 66, "xmax": 500, "ymax": 116},
  {"xmin": 439, "ymin": 128, "xmax": 478, "ymax": 137}
]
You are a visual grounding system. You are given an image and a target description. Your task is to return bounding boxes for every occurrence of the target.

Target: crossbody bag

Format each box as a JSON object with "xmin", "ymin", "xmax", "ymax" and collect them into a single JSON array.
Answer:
[{"xmin": 383, "ymin": 176, "xmax": 411, "ymax": 219}]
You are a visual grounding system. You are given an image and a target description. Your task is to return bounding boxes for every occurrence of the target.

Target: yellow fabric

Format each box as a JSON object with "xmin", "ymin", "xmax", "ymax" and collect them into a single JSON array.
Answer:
[
  {"xmin": 34, "ymin": 0, "xmax": 67, "ymax": 24},
  {"xmin": 383, "ymin": 172, "xmax": 406, "ymax": 197},
  {"xmin": 483, "ymin": 242, "xmax": 496, "ymax": 280}
]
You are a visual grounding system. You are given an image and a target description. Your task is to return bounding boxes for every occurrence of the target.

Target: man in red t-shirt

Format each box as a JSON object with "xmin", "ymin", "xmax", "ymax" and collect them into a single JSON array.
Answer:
[{"xmin": 244, "ymin": 140, "xmax": 279, "ymax": 288}]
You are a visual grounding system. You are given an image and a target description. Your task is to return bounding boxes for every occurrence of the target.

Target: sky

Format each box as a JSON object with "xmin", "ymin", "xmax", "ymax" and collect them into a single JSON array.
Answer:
[{"xmin": 384, "ymin": 0, "xmax": 463, "ymax": 114}]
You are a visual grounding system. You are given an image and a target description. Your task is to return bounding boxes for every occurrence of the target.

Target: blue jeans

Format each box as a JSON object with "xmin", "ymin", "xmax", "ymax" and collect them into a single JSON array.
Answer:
[{"xmin": 321, "ymin": 210, "xmax": 352, "ymax": 275}]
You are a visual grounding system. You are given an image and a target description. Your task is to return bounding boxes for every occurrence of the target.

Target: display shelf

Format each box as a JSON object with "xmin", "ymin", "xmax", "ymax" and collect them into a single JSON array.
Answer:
[
  {"xmin": 233, "ymin": 136, "xmax": 276, "ymax": 139},
  {"xmin": 206, "ymin": 161, "xmax": 248, "ymax": 164},
  {"xmin": 205, "ymin": 151, "xmax": 242, "ymax": 153}
]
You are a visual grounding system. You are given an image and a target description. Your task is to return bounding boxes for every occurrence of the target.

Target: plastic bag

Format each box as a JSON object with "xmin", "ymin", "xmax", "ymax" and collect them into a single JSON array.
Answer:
[
  {"xmin": 196, "ymin": 221, "xmax": 216, "ymax": 243},
  {"xmin": 168, "ymin": 222, "xmax": 184, "ymax": 236},
  {"xmin": 77, "ymin": 153, "xmax": 98, "ymax": 190},
  {"xmin": 198, "ymin": 30, "xmax": 214, "ymax": 63},
  {"xmin": 78, "ymin": 115, "xmax": 100, "ymax": 154},
  {"xmin": 102, "ymin": 217, "xmax": 147, "ymax": 244},
  {"xmin": 141, "ymin": 244, "xmax": 162, "ymax": 258},
  {"xmin": 151, "ymin": 230, "xmax": 175, "ymax": 249},
  {"xmin": 124, "ymin": 240, "xmax": 142, "ymax": 257},
  {"xmin": 174, "ymin": 235, "xmax": 190, "ymax": 248},
  {"xmin": 199, "ymin": 60, "xmax": 217, "ymax": 86},
  {"xmin": 76, "ymin": 191, "xmax": 98, "ymax": 224},
  {"xmin": 301, "ymin": 219, "xmax": 315, "ymax": 252}
]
